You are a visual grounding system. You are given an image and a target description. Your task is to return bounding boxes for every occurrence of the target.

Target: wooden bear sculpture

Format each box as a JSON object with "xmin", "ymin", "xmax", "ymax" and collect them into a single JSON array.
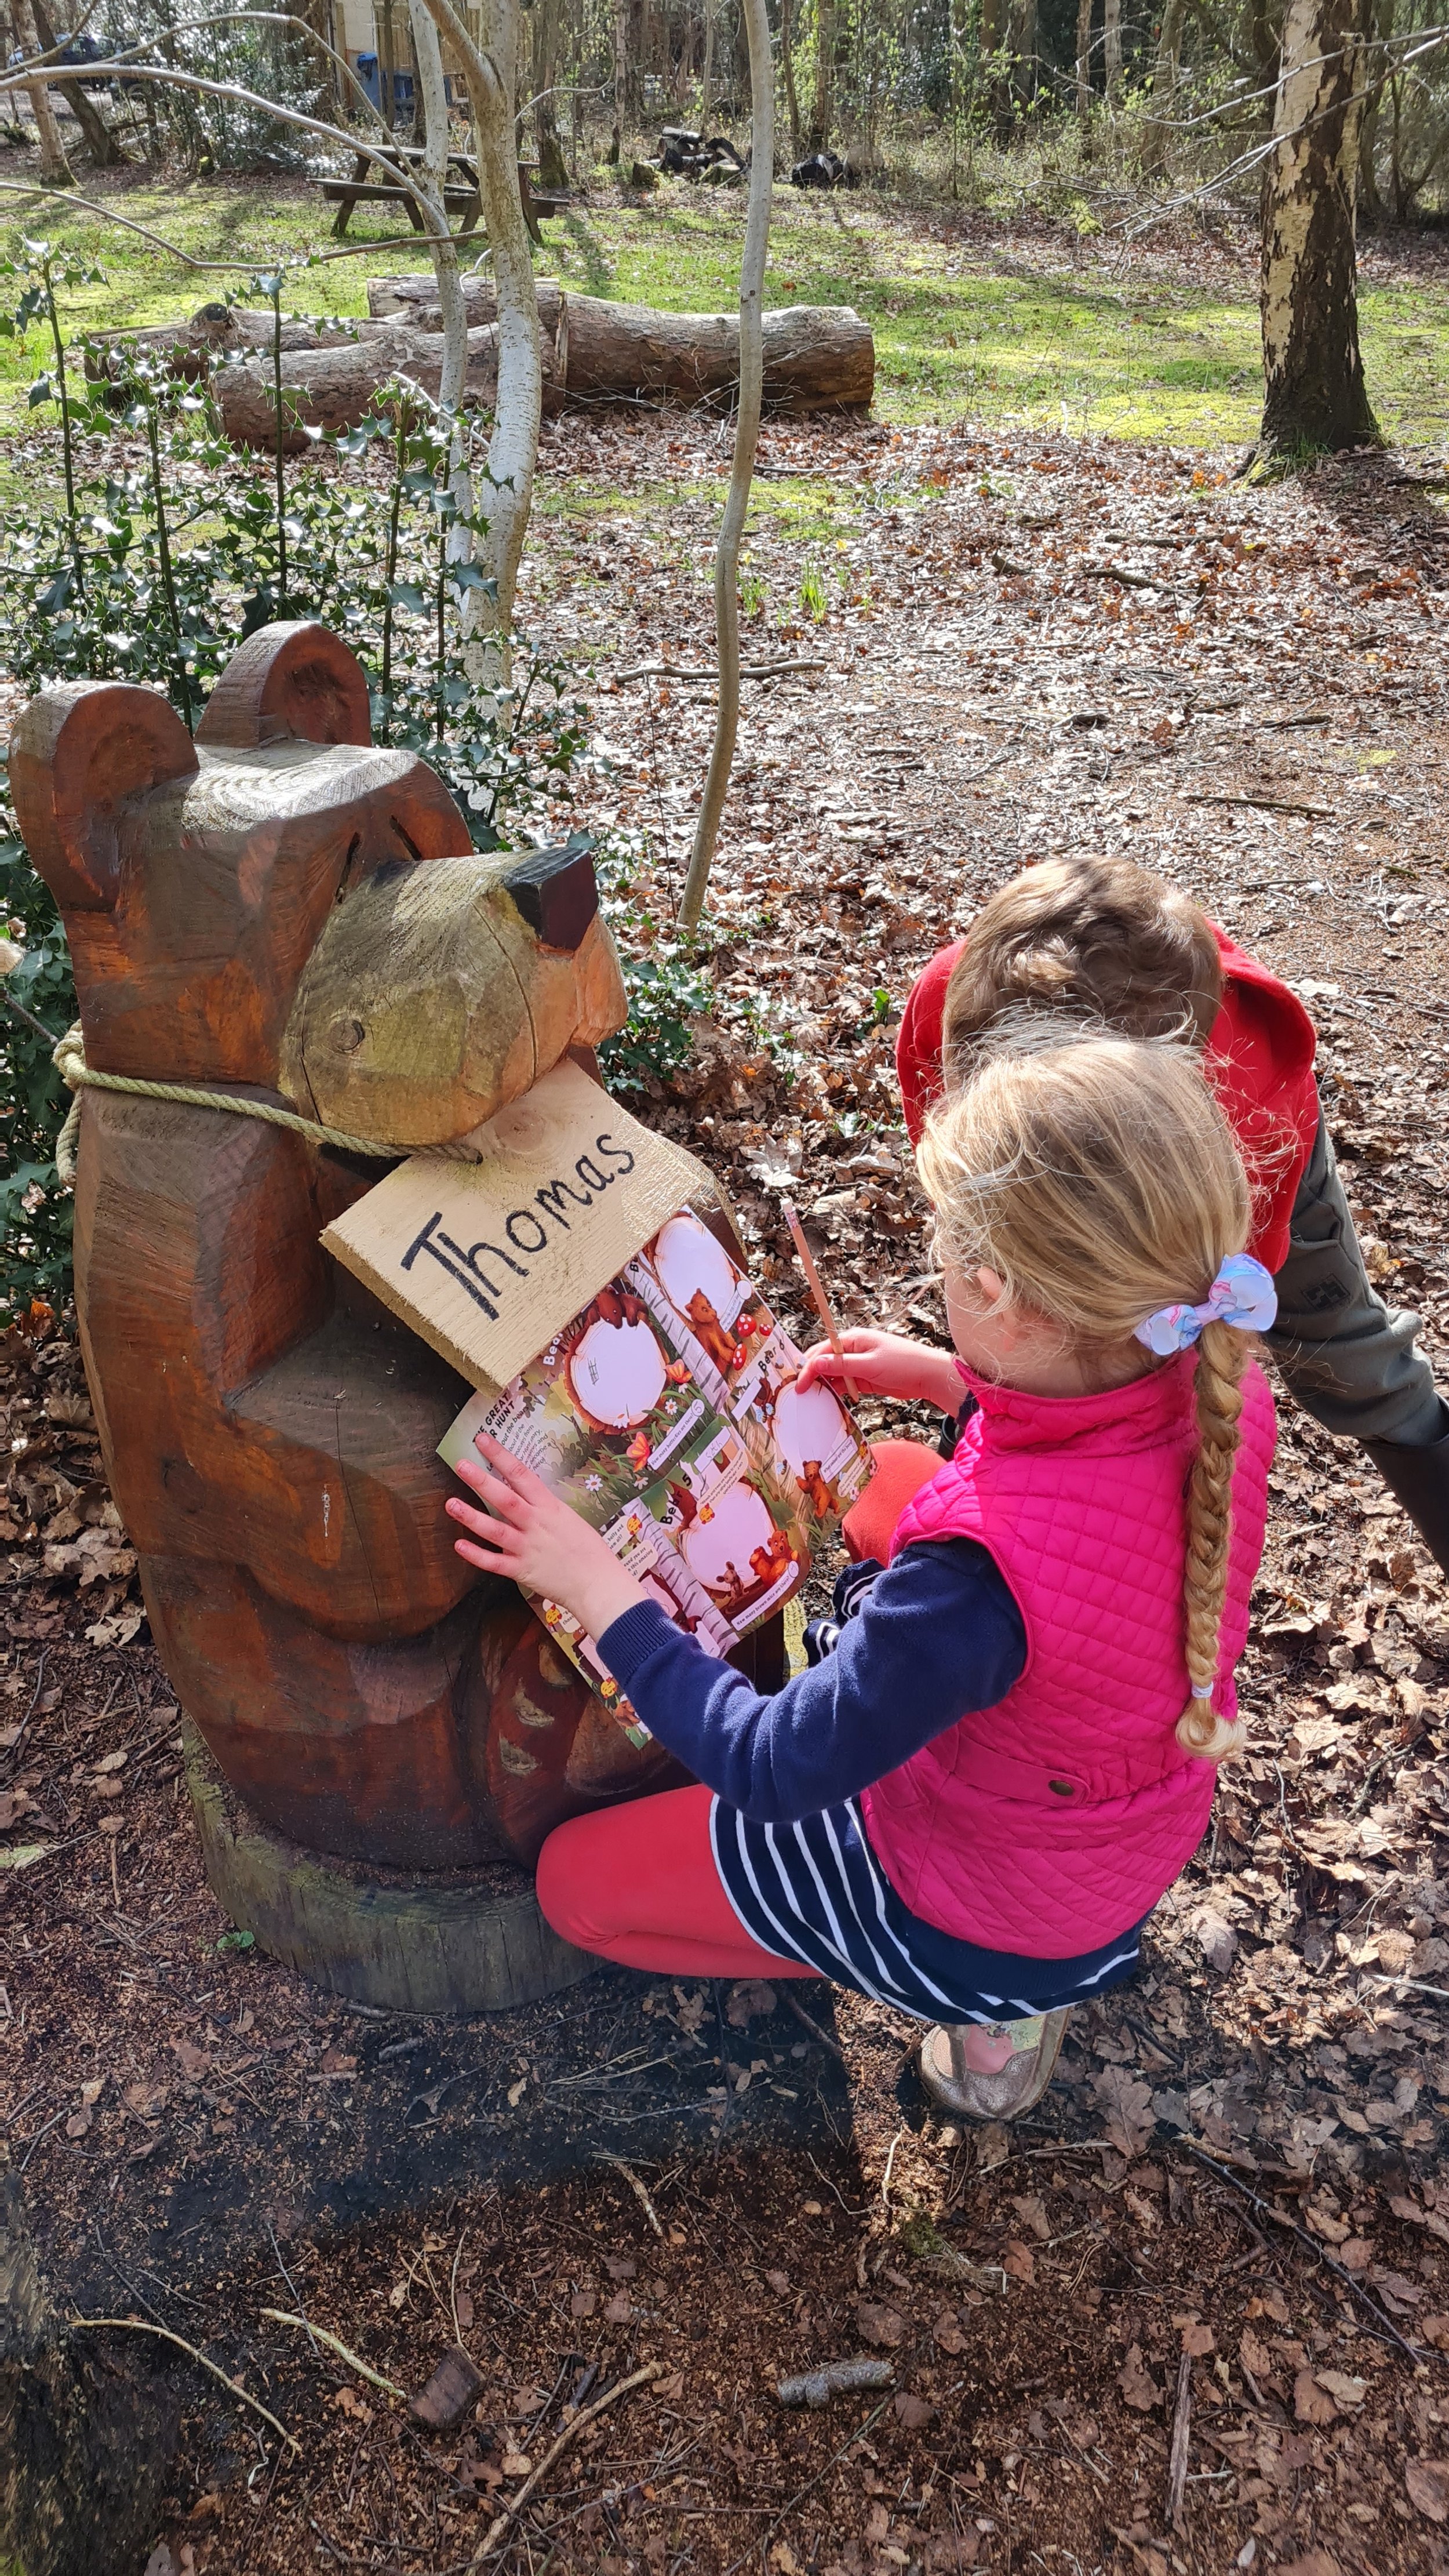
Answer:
[{"xmin": 11, "ymin": 621, "xmax": 691, "ymax": 1871}]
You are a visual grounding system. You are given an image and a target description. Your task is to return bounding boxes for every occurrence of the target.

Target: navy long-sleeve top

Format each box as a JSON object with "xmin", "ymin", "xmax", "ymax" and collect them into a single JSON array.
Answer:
[{"xmin": 596, "ymin": 1538, "xmax": 1027, "ymax": 1823}]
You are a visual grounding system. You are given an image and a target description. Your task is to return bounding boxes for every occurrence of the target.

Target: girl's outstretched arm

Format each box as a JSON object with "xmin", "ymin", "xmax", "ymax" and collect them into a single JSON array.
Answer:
[{"xmin": 446, "ymin": 1432, "xmax": 649, "ymax": 1641}]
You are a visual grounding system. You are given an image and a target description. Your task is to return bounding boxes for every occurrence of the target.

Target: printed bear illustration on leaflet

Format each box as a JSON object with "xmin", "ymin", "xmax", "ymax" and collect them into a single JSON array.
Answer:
[{"xmin": 9, "ymin": 620, "xmax": 701, "ymax": 1869}]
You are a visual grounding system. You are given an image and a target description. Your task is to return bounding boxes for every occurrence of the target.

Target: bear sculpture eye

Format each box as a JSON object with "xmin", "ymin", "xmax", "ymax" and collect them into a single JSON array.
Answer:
[{"xmin": 332, "ymin": 1016, "xmax": 366, "ymax": 1054}]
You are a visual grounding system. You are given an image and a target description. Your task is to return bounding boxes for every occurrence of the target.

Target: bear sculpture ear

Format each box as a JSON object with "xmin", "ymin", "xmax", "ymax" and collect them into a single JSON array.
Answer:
[
  {"xmin": 9, "ymin": 680, "xmax": 199, "ymax": 914},
  {"xmin": 195, "ymin": 620, "xmax": 372, "ymax": 752}
]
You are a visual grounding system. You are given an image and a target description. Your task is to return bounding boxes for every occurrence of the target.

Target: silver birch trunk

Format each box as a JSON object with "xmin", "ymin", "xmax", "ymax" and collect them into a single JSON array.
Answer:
[
  {"xmin": 1257, "ymin": 0, "xmax": 1378, "ymax": 459},
  {"xmin": 679, "ymin": 0, "xmax": 773, "ymax": 932},
  {"xmin": 410, "ymin": 0, "xmax": 544, "ymax": 678}
]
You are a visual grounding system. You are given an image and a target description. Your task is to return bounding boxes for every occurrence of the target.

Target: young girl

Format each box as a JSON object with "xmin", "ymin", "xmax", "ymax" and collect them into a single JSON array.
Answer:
[{"xmin": 445, "ymin": 1035, "xmax": 1277, "ymax": 2122}]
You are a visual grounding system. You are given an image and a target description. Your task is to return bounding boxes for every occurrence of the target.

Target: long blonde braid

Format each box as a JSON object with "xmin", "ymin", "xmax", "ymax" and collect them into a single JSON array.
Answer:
[
  {"xmin": 918, "ymin": 1031, "xmax": 1258, "ymax": 1766},
  {"xmin": 1178, "ymin": 1319, "xmax": 1251, "ymax": 1759}
]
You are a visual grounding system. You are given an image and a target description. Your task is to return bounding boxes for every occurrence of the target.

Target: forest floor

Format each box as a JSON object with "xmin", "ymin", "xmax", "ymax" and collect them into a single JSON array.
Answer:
[{"xmin": 8, "ymin": 172, "xmax": 1449, "ymax": 2576}]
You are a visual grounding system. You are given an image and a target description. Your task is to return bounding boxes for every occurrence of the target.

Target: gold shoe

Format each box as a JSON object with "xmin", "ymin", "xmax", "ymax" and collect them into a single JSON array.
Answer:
[{"xmin": 918, "ymin": 2007, "xmax": 1072, "ymax": 2123}]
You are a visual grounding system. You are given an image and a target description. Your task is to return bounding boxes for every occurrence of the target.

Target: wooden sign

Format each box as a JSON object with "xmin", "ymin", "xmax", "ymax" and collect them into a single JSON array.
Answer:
[{"xmin": 322, "ymin": 1059, "xmax": 720, "ymax": 1391}]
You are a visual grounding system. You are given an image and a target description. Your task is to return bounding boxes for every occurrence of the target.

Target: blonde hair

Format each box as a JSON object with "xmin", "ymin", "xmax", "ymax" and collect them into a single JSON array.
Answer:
[{"xmin": 918, "ymin": 1032, "xmax": 1254, "ymax": 1763}]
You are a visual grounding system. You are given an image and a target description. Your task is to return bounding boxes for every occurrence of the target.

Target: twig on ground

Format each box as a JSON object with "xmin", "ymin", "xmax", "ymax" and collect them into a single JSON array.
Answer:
[
  {"xmin": 260, "ymin": 2308, "xmax": 407, "ymax": 2402},
  {"xmin": 450, "ymin": 2224, "xmax": 470, "ymax": 2348},
  {"xmin": 1166, "ymin": 2350, "xmax": 1192, "ymax": 2530},
  {"xmin": 593, "ymin": 2150, "xmax": 664, "ymax": 2238},
  {"xmin": 724, "ymin": 2393, "xmax": 894, "ymax": 2575},
  {"xmin": 18, "ymin": 2106, "xmax": 67, "ymax": 2171},
  {"xmin": 470, "ymin": 2359, "xmax": 665, "ymax": 2560},
  {"xmin": 1184, "ymin": 789, "xmax": 1334, "ymax": 820},
  {"xmin": 1179, "ymin": 2144, "xmax": 1428, "ymax": 2362},
  {"xmin": 71, "ymin": 2315, "xmax": 298, "ymax": 2451},
  {"xmin": 781, "ymin": 1989, "xmax": 846, "ymax": 2062},
  {"xmin": 613, "ymin": 658, "xmax": 828, "ymax": 683},
  {"xmin": 777, "ymin": 2356, "xmax": 892, "ymax": 2407}
]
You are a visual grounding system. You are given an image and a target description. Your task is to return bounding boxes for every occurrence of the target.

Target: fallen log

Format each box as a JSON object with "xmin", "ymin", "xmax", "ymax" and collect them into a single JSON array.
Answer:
[
  {"xmin": 140, "ymin": 276, "xmax": 871, "ymax": 450},
  {"xmin": 84, "ymin": 302, "xmax": 398, "ymax": 387},
  {"xmin": 368, "ymin": 274, "xmax": 874, "ymax": 412},
  {"xmin": 210, "ymin": 324, "xmax": 530, "ymax": 450}
]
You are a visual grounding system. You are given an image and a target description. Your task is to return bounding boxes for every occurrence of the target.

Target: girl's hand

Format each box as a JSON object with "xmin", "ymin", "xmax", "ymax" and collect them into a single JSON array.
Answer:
[
  {"xmin": 796, "ymin": 1329, "xmax": 963, "ymax": 1413},
  {"xmin": 446, "ymin": 1433, "xmax": 647, "ymax": 1641}
]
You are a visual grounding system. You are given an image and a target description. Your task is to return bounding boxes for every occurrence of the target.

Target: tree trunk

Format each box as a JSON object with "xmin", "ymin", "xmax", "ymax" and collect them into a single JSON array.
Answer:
[
  {"xmin": 32, "ymin": 0, "xmax": 128, "ymax": 165},
  {"xmin": 1104, "ymin": 0, "xmax": 1122, "ymax": 96},
  {"xmin": 1075, "ymin": 0, "xmax": 1093, "ymax": 122},
  {"xmin": 1257, "ymin": 0, "xmax": 1378, "ymax": 461},
  {"xmin": 12, "ymin": 0, "xmax": 73, "ymax": 184},
  {"xmin": 780, "ymin": 0, "xmax": 803, "ymax": 154},
  {"xmin": 380, "ymin": 0, "xmax": 398, "ymax": 125},
  {"xmin": 1142, "ymin": 0, "xmax": 1186, "ymax": 173},
  {"xmin": 700, "ymin": 0, "xmax": 716, "ymax": 129},
  {"xmin": 611, "ymin": 0, "xmax": 631, "ymax": 150},
  {"xmin": 807, "ymin": 0, "xmax": 833, "ymax": 152},
  {"xmin": 680, "ymin": 0, "xmax": 773, "ymax": 932},
  {"xmin": 411, "ymin": 0, "xmax": 543, "ymax": 681},
  {"xmin": 409, "ymin": 0, "xmax": 467, "ymax": 415},
  {"xmin": 531, "ymin": 0, "xmax": 568, "ymax": 191}
]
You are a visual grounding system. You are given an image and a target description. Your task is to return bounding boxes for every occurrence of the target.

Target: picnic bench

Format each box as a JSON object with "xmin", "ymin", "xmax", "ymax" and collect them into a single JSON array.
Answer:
[{"xmin": 318, "ymin": 144, "xmax": 570, "ymax": 246}]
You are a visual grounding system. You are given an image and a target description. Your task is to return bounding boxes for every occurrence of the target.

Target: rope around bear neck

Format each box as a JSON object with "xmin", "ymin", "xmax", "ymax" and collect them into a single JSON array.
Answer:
[{"xmin": 50, "ymin": 1022, "xmax": 449, "ymax": 1182}]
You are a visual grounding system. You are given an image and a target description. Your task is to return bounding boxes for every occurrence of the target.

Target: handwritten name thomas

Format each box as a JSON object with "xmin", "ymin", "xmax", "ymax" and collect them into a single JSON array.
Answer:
[{"xmin": 399, "ymin": 1133, "xmax": 638, "ymax": 1320}]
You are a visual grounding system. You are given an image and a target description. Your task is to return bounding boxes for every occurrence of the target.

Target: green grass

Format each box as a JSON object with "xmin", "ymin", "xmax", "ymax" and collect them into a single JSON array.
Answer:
[{"xmin": 1, "ymin": 169, "xmax": 1447, "ymax": 453}]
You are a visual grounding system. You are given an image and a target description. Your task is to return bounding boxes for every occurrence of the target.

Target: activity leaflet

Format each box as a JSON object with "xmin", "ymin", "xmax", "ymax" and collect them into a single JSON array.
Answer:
[{"xmin": 438, "ymin": 1203, "xmax": 873, "ymax": 1737}]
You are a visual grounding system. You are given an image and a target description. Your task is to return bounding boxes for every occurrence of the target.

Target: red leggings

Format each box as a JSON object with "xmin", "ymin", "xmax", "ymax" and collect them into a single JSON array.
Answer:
[{"xmin": 534, "ymin": 1440, "xmax": 939, "ymax": 1980}]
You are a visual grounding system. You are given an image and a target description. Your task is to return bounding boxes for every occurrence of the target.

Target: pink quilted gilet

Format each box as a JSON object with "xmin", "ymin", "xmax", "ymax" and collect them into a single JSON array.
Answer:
[{"xmin": 860, "ymin": 1351, "xmax": 1276, "ymax": 1956}]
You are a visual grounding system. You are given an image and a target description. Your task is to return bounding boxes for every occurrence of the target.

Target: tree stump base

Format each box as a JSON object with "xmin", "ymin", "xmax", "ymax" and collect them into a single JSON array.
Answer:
[{"xmin": 185, "ymin": 1726, "xmax": 595, "ymax": 2015}]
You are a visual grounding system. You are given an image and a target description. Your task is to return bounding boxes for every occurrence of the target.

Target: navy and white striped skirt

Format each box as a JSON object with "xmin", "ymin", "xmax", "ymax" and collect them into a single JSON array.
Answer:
[{"xmin": 709, "ymin": 1793, "xmax": 1144, "ymax": 2026}]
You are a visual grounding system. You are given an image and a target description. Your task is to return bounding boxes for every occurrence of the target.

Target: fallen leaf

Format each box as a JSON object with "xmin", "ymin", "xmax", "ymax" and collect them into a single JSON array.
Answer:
[
  {"xmin": 1406, "ymin": 2461, "xmax": 1449, "ymax": 2523},
  {"xmin": 603, "ymin": 2254, "xmax": 638, "ymax": 2281},
  {"xmin": 1180, "ymin": 2321, "xmax": 1215, "ymax": 2356},
  {"xmin": 170, "ymin": 2037, "xmax": 210, "ymax": 2081},
  {"xmin": 1277, "ymin": 2556, "xmax": 1341, "ymax": 2576},
  {"xmin": 1314, "ymin": 2370, "xmax": 1366, "ymax": 2410},
  {"xmin": 1000, "ymin": 2239, "xmax": 1035, "ymax": 2283},
  {"xmin": 500, "ymin": 2448, "xmax": 531, "ymax": 2477},
  {"xmin": 857, "ymin": 2300, "xmax": 905, "ymax": 2348},
  {"xmin": 933, "ymin": 2311, "xmax": 967, "ymax": 2355},
  {"xmin": 725, "ymin": 1978, "xmax": 777, "ymax": 2026},
  {"xmin": 1193, "ymin": 1908, "xmax": 1238, "ymax": 1970},
  {"xmin": 894, "ymin": 2390, "xmax": 935, "ymax": 2428},
  {"xmin": 570, "ymin": 2289, "xmax": 596, "ymax": 2317},
  {"xmin": 454, "ymin": 2288, "xmax": 474, "ymax": 2329},
  {"xmin": 603, "ymin": 2290, "xmax": 632, "ymax": 2324},
  {"xmin": 332, "ymin": 2387, "xmax": 373, "ymax": 2423},
  {"xmin": 1293, "ymin": 2368, "xmax": 1340, "ymax": 2425},
  {"xmin": 1009, "ymin": 2193, "xmax": 1051, "ymax": 2241},
  {"xmin": 1093, "ymin": 2066, "xmax": 1155, "ymax": 2160},
  {"xmin": 765, "ymin": 2269, "xmax": 790, "ymax": 2294},
  {"xmin": 1118, "ymin": 2344, "xmax": 1163, "ymax": 2410}
]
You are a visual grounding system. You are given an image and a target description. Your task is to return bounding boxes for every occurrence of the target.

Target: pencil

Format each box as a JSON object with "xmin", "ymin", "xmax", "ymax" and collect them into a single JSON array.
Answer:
[{"xmin": 781, "ymin": 1199, "xmax": 860, "ymax": 1400}]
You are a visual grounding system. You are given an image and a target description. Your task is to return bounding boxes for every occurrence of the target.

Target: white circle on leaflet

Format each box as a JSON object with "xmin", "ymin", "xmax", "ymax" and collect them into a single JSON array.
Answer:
[
  {"xmin": 680, "ymin": 1481, "xmax": 776, "ymax": 1591},
  {"xmin": 651, "ymin": 1213, "xmax": 746, "ymax": 1329},
  {"xmin": 773, "ymin": 1378, "xmax": 847, "ymax": 1477},
  {"xmin": 568, "ymin": 1316, "xmax": 667, "ymax": 1428}
]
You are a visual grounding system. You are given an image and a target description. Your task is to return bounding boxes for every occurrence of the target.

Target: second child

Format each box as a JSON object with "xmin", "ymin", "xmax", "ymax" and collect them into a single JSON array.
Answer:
[{"xmin": 896, "ymin": 856, "xmax": 1449, "ymax": 1569}]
